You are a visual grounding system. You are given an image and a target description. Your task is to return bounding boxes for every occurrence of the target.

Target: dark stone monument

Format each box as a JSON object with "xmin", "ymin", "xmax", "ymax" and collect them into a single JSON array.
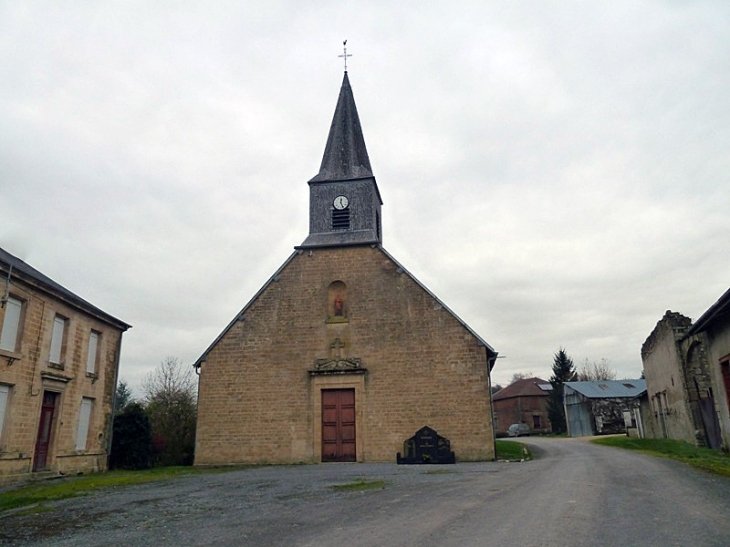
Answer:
[{"xmin": 396, "ymin": 426, "xmax": 455, "ymax": 464}]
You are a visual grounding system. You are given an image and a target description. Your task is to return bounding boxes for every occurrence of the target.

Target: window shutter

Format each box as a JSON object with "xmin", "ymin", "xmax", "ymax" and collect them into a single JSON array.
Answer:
[
  {"xmin": 0, "ymin": 297, "xmax": 22, "ymax": 352},
  {"xmin": 76, "ymin": 398, "xmax": 93, "ymax": 451},
  {"xmin": 0, "ymin": 385, "xmax": 9, "ymax": 439},
  {"xmin": 50, "ymin": 316, "xmax": 65, "ymax": 364},
  {"xmin": 86, "ymin": 332, "xmax": 99, "ymax": 374}
]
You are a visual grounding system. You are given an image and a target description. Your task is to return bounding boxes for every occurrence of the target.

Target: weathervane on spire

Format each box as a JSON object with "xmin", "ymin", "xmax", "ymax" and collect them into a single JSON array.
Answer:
[{"xmin": 338, "ymin": 40, "xmax": 352, "ymax": 72}]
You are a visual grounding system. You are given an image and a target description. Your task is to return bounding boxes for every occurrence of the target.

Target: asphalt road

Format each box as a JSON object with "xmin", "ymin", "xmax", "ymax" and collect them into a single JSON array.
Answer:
[{"xmin": 2, "ymin": 436, "xmax": 729, "ymax": 546}]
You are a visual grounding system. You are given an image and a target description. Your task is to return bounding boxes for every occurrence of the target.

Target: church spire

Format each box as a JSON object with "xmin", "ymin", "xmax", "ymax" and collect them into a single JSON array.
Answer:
[
  {"xmin": 309, "ymin": 72, "xmax": 373, "ymax": 183},
  {"xmin": 298, "ymin": 71, "xmax": 382, "ymax": 249}
]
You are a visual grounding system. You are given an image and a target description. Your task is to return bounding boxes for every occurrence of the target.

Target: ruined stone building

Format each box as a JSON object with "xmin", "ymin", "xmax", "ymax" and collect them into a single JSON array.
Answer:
[
  {"xmin": 0, "ymin": 247, "xmax": 130, "ymax": 484},
  {"xmin": 641, "ymin": 288, "xmax": 730, "ymax": 449},
  {"xmin": 193, "ymin": 72, "xmax": 498, "ymax": 464}
]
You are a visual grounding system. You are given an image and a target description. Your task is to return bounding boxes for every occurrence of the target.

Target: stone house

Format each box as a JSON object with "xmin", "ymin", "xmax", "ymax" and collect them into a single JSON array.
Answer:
[
  {"xmin": 641, "ymin": 289, "xmax": 730, "ymax": 449},
  {"xmin": 193, "ymin": 72, "xmax": 498, "ymax": 465},
  {"xmin": 492, "ymin": 377, "xmax": 552, "ymax": 436},
  {"xmin": 563, "ymin": 380, "xmax": 646, "ymax": 437},
  {"xmin": 0, "ymin": 247, "xmax": 130, "ymax": 484}
]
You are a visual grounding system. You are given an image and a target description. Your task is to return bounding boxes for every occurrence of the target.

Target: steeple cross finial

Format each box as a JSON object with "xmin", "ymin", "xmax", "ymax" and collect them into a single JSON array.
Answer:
[{"xmin": 338, "ymin": 40, "xmax": 352, "ymax": 72}]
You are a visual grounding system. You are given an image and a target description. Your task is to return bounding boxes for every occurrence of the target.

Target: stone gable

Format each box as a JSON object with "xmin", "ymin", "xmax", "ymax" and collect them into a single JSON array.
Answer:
[{"xmin": 195, "ymin": 245, "xmax": 495, "ymax": 464}]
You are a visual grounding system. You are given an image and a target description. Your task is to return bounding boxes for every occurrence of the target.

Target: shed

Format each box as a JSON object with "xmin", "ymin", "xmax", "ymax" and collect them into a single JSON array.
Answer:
[{"xmin": 564, "ymin": 380, "xmax": 647, "ymax": 437}]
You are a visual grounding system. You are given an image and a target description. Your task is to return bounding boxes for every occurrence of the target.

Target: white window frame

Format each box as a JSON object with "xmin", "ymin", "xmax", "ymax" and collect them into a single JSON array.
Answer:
[
  {"xmin": 0, "ymin": 384, "xmax": 10, "ymax": 441},
  {"xmin": 86, "ymin": 331, "xmax": 100, "ymax": 375},
  {"xmin": 49, "ymin": 315, "xmax": 67, "ymax": 365},
  {"xmin": 0, "ymin": 296, "xmax": 23, "ymax": 352},
  {"xmin": 75, "ymin": 397, "xmax": 93, "ymax": 451}
]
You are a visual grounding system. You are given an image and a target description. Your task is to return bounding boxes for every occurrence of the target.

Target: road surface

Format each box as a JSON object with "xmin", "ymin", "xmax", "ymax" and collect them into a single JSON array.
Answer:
[{"xmin": 2, "ymin": 436, "xmax": 729, "ymax": 546}]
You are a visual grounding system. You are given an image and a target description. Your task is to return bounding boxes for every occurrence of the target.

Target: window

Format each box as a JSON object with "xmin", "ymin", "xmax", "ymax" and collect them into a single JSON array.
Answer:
[
  {"xmin": 49, "ymin": 315, "xmax": 67, "ymax": 366},
  {"xmin": 75, "ymin": 398, "xmax": 93, "ymax": 451},
  {"xmin": 86, "ymin": 331, "xmax": 100, "ymax": 375},
  {"xmin": 0, "ymin": 384, "xmax": 10, "ymax": 441},
  {"xmin": 0, "ymin": 296, "xmax": 23, "ymax": 352}
]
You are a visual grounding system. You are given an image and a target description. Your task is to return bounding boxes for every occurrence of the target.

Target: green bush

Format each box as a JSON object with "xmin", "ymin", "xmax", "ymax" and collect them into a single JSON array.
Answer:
[{"xmin": 109, "ymin": 403, "xmax": 153, "ymax": 470}]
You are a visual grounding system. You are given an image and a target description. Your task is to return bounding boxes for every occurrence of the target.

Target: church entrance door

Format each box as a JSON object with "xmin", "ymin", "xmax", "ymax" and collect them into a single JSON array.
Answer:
[{"xmin": 321, "ymin": 389, "xmax": 356, "ymax": 462}]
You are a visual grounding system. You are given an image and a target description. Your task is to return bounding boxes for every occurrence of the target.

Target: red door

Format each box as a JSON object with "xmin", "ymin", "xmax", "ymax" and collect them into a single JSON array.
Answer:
[
  {"xmin": 33, "ymin": 391, "xmax": 58, "ymax": 471},
  {"xmin": 322, "ymin": 389, "xmax": 356, "ymax": 462}
]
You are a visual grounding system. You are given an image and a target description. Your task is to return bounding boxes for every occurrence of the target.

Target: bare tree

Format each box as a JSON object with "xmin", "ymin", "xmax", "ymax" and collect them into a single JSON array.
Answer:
[
  {"xmin": 143, "ymin": 357, "xmax": 197, "ymax": 466},
  {"xmin": 576, "ymin": 358, "xmax": 617, "ymax": 382},
  {"xmin": 509, "ymin": 372, "xmax": 534, "ymax": 384}
]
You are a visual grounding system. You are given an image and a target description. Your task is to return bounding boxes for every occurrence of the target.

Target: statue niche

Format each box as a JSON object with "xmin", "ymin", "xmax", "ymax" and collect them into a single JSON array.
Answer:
[{"xmin": 327, "ymin": 280, "xmax": 348, "ymax": 322}]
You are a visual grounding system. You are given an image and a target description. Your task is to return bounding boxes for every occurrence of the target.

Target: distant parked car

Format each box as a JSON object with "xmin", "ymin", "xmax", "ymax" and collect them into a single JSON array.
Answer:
[{"xmin": 507, "ymin": 423, "xmax": 531, "ymax": 437}]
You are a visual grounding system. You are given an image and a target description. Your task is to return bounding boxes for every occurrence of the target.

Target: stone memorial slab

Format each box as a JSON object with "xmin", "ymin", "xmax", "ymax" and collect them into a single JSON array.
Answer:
[{"xmin": 396, "ymin": 425, "xmax": 455, "ymax": 464}]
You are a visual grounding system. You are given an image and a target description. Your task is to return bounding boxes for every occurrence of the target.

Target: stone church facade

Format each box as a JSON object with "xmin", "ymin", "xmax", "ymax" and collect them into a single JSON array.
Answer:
[{"xmin": 194, "ymin": 73, "xmax": 498, "ymax": 464}]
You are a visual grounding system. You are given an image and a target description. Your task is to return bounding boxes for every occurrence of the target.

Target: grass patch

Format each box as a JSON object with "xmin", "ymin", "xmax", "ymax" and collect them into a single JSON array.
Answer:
[
  {"xmin": 592, "ymin": 436, "xmax": 730, "ymax": 477},
  {"xmin": 423, "ymin": 469, "xmax": 453, "ymax": 475},
  {"xmin": 332, "ymin": 478, "xmax": 386, "ymax": 492},
  {"xmin": 496, "ymin": 440, "xmax": 532, "ymax": 461},
  {"xmin": 0, "ymin": 466, "xmax": 239, "ymax": 513}
]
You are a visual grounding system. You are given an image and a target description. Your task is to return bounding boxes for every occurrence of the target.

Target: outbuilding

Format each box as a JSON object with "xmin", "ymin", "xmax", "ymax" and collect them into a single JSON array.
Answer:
[{"xmin": 563, "ymin": 380, "xmax": 646, "ymax": 437}]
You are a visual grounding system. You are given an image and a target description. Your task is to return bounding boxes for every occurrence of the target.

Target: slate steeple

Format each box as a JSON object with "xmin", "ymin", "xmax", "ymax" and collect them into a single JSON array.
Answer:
[
  {"xmin": 299, "ymin": 73, "xmax": 383, "ymax": 249},
  {"xmin": 309, "ymin": 72, "xmax": 373, "ymax": 183}
]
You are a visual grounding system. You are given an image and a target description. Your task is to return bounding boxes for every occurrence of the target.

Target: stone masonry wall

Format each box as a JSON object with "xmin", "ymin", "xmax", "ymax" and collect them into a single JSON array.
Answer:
[
  {"xmin": 195, "ymin": 245, "xmax": 494, "ymax": 464},
  {"xmin": 0, "ymin": 274, "xmax": 123, "ymax": 485},
  {"xmin": 641, "ymin": 311, "xmax": 697, "ymax": 444}
]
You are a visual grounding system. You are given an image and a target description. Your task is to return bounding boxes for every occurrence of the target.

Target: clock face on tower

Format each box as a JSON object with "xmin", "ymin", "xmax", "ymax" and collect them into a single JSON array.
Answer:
[{"xmin": 333, "ymin": 195, "xmax": 349, "ymax": 210}]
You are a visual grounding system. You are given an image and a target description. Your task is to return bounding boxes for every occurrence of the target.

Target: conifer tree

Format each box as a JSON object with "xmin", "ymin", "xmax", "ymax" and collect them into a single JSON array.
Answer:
[{"xmin": 547, "ymin": 347, "xmax": 576, "ymax": 433}]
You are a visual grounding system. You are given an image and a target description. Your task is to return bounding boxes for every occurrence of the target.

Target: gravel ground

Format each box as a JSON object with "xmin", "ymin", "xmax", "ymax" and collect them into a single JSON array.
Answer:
[
  {"xmin": 3, "ymin": 438, "xmax": 730, "ymax": 547},
  {"xmin": 1, "ymin": 462, "xmax": 495, "ymax": 546}
]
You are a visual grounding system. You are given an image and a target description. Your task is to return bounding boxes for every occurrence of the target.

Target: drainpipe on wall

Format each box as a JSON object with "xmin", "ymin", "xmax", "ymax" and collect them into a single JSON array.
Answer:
[
  {"xmin": 106, "ymin": 333, "xmax": 124, "ymax": 471},
  {"xmin": 487, "ymin": 348, "xmax": 499, "ymax": 460}
]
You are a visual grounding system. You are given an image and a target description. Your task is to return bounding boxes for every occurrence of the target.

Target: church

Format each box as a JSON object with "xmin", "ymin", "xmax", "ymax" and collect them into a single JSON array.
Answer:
[{"xmin": 193, "ymin": 71, "xmax": 498, "ymax": 464}]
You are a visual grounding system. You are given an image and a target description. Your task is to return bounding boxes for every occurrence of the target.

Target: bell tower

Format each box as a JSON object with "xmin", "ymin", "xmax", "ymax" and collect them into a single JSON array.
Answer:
[{"xmin": 298, "ymin": 72, "xmax": 383, "ymax": 249}]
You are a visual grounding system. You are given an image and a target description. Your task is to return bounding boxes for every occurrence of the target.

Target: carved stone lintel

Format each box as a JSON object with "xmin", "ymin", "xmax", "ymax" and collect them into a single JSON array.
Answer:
[{"xmin": 309, "ymin": 357, "xmax": 365, "ymax": 376}]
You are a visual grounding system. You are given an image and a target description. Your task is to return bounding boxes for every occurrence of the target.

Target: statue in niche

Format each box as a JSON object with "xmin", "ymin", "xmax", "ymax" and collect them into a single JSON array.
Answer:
[{"xmin": 327, "ymin": 280, "xmax": 348, "ymax": 321}]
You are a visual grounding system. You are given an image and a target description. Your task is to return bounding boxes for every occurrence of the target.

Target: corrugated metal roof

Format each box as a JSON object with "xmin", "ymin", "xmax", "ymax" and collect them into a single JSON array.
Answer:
[{"xmin": 564, "ymin": 380, "xmax": 646, "ymax": 399}]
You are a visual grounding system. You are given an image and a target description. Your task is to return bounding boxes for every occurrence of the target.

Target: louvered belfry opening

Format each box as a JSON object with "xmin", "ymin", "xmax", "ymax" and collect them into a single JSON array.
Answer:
[{"xmin": 332, "ymin": 208, "xmax": 350, "ymax": 230}]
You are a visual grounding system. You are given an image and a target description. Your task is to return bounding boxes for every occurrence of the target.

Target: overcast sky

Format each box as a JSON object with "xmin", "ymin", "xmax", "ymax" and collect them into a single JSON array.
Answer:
[{"xmin": 2, "ymin": 1, "xmax": 728, "ymax": 394}]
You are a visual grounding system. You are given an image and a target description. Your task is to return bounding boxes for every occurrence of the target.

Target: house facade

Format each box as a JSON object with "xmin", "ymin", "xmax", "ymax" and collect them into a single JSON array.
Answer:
[
  {"xmin": 193, "ymin": 72, "xmax": 498, "ymax": 465},
  {"xmin": 492, "ymin": 377, "xmax": 552, "ymax": 436},
  {"xmin": 0, "ymin": 247, "xmax": 129, "ymax": 484},
  {"xmin": 641, "ymin": 290, "xmax": 730, "ymax": 449}
]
